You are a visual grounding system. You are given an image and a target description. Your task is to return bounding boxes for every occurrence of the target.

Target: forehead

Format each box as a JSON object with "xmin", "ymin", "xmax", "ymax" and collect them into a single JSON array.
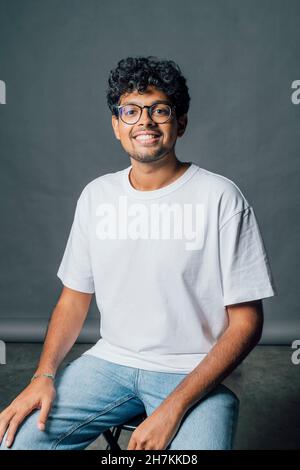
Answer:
[{"xmin": 119, "ymin": 86, "xmax": 170, "ymax": 106}]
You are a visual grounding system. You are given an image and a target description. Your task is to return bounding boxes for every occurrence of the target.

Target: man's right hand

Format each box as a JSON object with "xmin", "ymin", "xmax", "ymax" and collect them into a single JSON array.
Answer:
[{"xmin": 0, "ymin": 377, "xmax": 56, "ymax": 448}]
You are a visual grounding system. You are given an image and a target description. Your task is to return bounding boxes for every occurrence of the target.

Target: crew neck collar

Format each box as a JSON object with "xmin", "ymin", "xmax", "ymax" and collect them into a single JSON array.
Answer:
[{"xmin": 122, "ymin": 161, "xmax": 199, "ymax": 199}]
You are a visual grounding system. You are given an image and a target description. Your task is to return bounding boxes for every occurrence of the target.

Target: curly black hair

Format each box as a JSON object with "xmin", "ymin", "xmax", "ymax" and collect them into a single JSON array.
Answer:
[{"xmin": 106, "ymin": 56, "xmax": 190, "ymax": 119}]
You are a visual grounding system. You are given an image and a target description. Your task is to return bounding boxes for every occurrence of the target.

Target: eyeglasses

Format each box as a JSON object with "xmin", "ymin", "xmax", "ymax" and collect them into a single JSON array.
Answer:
[{"xmin": 113, "ymin": 102, "xmax": 176, "ymax": 125}]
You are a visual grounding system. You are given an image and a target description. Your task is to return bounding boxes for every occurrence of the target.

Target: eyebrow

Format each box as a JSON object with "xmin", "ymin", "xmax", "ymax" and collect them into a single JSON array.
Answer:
[{"xmin": 119, "ymin": 100, "xmax": 172, "ymax": 107}]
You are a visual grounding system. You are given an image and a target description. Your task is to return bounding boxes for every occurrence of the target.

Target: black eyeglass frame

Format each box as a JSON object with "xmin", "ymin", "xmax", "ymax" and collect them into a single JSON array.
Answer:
[{"xmin": 112, "ymin": 102, "xmax": 177, "ymax": 125}]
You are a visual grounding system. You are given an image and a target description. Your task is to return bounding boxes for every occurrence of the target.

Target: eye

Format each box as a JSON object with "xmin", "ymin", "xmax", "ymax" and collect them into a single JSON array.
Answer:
[
  {"xmin": 152, "ymin": 105, "xmax": 170, "ymax": 116},
  {"xmin": 122, "ymin": 105, "xmax": 139, "ymax": 116}
]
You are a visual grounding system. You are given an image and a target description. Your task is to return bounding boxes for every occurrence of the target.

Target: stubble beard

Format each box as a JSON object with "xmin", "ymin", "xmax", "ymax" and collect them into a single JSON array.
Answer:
[{"xmin": 128, "ymin": 143, "xmax": 175, "ymax": 164}]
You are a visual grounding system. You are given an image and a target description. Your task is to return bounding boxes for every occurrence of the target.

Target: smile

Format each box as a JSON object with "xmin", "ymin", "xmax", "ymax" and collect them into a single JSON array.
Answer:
[{"xmin": 134, "ymin": 134, "xmax": 161, "ymax": 145}]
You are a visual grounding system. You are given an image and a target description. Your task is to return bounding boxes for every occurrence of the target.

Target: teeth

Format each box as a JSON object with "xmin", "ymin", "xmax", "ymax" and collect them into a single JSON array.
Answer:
[{"xmin": 135, "ymin": 134, "xmax": 159, "ymax": 141}]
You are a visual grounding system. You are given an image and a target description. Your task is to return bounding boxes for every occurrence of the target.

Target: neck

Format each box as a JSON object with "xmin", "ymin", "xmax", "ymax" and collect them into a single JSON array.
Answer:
[{"xmin": 128, "ymin": 157, "xmax": 190, "ymax": 191}]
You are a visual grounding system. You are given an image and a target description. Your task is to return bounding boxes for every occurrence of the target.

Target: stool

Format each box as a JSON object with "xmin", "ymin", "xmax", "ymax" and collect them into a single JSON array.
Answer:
[{"xmin": 102, "ymin": 412, "xmax": 147, "ymax": 450}]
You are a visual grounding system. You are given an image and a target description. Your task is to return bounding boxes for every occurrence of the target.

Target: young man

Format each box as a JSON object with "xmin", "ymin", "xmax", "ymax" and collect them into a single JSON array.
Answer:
[{"xmin": 0, "ymin": 56, "xmax": 277, "ymax": 450}]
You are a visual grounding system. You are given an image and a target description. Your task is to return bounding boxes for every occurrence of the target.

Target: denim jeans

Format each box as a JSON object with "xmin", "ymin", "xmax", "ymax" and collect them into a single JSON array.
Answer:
[{"xmin": 0, "ymin": 354, "xmax": 239, "ymax": 450}]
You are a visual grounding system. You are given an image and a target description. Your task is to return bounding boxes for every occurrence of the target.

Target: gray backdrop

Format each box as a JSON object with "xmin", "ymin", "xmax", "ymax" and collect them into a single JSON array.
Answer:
[{"xmin": 0, "ymin": 0, "xmax": 299, "ymax": 344}]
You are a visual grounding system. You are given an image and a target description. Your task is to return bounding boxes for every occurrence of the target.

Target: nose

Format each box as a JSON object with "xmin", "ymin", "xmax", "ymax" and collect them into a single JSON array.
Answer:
[{"xmin": 138, "ymin": 106, "xmax": 155, "ymax": 125}]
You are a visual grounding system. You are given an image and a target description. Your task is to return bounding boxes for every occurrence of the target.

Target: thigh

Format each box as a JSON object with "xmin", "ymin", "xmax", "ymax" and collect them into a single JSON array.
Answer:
[
  {"xmin": 167, "ymin": 384, "xmax": 240, "ymax": 450},
  {"xmin": 0, "ymin": 355, "xmax": 145, "ymax": 450},
  {"xmin": 138, "ymin": 371, "xmax": 239, "ymax": 450}
]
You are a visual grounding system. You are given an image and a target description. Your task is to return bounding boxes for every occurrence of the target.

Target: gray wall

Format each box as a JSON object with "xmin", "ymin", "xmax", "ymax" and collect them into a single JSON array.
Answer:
[{"xmin": 0, "ymin": 0, "xmax": 299, "ymax": 344}]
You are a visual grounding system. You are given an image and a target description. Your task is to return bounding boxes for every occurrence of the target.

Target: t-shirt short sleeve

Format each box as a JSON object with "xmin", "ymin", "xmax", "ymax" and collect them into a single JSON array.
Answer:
[
  {"xmin": 219, "ymin": 205, "xmax": 278, "ymax": 306},
  {"xmin": 57, "ymin": 187, "xmax": 95, "ymax": 294}
]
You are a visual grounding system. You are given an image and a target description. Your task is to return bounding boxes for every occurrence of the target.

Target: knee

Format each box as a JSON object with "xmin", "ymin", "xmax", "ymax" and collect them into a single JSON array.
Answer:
[
  {"xmin": 0, "ymin": 411, "xmax": 52, "ymax": 450},
  {"xmin": 215, "ymin": 384, "xmax": 240, "ymax": 411}
]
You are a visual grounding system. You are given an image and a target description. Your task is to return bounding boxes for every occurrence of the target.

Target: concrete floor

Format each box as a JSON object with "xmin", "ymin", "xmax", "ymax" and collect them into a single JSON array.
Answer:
[{"xmin": 0, "ymin": 344, "xmax": 299, "ymax": 450}]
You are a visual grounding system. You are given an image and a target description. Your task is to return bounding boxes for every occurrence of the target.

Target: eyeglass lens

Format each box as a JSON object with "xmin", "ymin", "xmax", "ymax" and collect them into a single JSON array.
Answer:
[{"xmin": 119, "ymin": 104, "xmax": 171, "ymax": 124}]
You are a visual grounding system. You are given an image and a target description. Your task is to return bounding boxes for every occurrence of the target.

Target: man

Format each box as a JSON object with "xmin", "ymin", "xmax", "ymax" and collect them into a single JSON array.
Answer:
[{"xmin": 0, "ymin": 56, "xmax": 277, "ymax": 450}]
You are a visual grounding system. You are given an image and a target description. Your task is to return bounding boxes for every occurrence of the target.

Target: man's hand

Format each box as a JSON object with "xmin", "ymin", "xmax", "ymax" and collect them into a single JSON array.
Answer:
[
  {"xmin": 127, "ymin": 402, "xmax": 183, "ymax": 450},
  {"xmin": 0, "ymin": 377, "xmax": 56, "ymax": 448}
]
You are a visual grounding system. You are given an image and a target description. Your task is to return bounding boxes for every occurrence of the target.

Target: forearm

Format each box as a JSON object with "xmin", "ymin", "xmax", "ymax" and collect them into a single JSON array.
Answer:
[
  {"xmin": 34, "ymin": 303, "xmax": 87, "ymax": 376},
  {"xmin": 162, "ymin": 316, "xmax": 262, "ymax": 418}
]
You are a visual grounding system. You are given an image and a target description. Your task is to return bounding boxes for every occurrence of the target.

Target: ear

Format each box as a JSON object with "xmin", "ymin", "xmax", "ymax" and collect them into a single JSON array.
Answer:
[
  {"xmin": 177, "ymin": 113, "xmax": 188, "ymax": 138},
  {"xmin": 112, "ymin": 115, "xmax": 121, "ymax": 140}
]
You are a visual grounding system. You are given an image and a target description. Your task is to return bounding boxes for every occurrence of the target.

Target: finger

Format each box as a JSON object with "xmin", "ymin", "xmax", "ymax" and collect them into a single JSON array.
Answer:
[
  {"xmin": 0, "ymin": 411, "xmax": 15, "ymax": 444},
  {"xmin": 38, "ymin": 399, "xmax": 52, "ymax": 431},
  {"xmin": 134, "ymin": 440, "xmax": 144, "ymax": 450},
  {"xmin": 127, "ymin": 438, "xmax": 136, "ymax": 450},
  {"xmin": 4, "ymin": 416, "xmax": 22, "ymax": 448},
  {"xmin": 4, "ymin": 405, "xmax": 37, "ymax": 448}
]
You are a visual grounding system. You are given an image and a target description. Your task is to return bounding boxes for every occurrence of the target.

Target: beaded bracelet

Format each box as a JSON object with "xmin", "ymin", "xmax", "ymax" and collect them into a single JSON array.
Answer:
[{"xmin": 30, "ymin": 373, "xmax": 55, "ymax": 382}]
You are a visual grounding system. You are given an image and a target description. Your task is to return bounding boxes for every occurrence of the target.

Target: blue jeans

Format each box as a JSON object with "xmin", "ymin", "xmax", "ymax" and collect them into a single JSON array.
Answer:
[{"xmin": 0, "ymin": 354, "xmax": 239, "ymax": 450}]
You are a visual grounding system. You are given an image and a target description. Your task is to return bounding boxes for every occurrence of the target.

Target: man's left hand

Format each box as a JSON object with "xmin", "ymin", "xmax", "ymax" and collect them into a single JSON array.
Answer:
[{"xmin": 127, "ymin": 403, "xmax": 183, "ymax": 450}]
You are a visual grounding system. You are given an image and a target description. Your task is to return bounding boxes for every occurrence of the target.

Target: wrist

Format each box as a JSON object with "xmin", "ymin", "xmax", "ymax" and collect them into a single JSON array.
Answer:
[
  {"xmin": 34, "ymin": 365, "xmax": 57, "ymax": 376},
  {"xmin": 160, "ymin": 396, "xmax": 187, "ymax": 419},
  {"xmin": 30, "ymin": 373, "xmax": 55, "ymax": 383}
]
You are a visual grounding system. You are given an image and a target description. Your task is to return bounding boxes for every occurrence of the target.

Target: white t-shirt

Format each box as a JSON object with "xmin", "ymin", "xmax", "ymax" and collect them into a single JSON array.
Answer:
[{"xmin": 57, "ymin": 162, "xmax": 277, "ymax": 374}]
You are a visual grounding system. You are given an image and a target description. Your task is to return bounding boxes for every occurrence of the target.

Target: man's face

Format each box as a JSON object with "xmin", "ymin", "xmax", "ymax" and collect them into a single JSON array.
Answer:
[{"xmin": 111, "ymin": 85, "xmax": 187, "ymax": 164}]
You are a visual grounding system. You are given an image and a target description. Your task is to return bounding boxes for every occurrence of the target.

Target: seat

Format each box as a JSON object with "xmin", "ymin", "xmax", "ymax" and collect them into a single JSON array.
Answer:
[{"xmin": 102, "ymin": 412, "xmax": 147, "ymax": 450}]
